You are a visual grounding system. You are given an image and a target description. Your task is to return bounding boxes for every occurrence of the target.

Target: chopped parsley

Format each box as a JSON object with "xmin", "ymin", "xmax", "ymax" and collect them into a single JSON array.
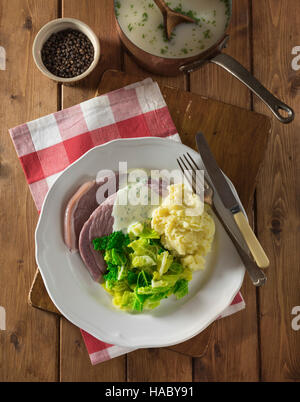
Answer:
[{"xmin": 203, "ymin": 29, "xmax": 211, "ymax": 39}]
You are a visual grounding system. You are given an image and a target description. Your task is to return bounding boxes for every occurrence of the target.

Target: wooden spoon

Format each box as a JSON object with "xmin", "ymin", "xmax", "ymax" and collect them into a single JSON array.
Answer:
[{"xmin": 154, "ymin": 0, "xmax": 195, "ymax": 40}]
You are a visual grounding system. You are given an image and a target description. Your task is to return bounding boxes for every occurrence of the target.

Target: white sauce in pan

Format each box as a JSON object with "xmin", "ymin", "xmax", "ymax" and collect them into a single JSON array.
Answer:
[{"xmin": 115, "ymin": 0, "xmax": 230, "ymax": 59}]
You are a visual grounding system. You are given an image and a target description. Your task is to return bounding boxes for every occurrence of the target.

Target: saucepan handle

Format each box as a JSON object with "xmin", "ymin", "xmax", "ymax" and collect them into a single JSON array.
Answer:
[{"xmin": 210, "ymin": 53, "xmax": 294, "ymax": 124}]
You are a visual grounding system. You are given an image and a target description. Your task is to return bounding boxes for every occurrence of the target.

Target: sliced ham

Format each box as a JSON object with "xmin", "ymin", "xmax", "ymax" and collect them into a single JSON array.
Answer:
[
  {"xmin": 64, "ymin": 181, "xmax": 98, "ymax": 252},
  {"xmin": 67, "ymin": 173, "xmax": 164, "ymax": 281},
  {"xmin": 78, "ymin": 193, "xmax": 117, "ymax": 282},
  {"xmin": 63, "ymin": 173, "xmax": 118, "ymax": 252}
]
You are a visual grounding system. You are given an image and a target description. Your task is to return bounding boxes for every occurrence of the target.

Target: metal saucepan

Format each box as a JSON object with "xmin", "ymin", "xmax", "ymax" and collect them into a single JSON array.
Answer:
[{"xmin": 114, "ymin": 0, "xmax": 294, "ymax": 124}]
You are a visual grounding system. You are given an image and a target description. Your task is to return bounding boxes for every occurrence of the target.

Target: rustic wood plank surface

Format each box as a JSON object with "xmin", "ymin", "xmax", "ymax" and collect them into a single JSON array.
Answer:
[
  {"xmin": 191, "ymin": 0, "xmax": 261, "ymax": 381},
  {"xmin": 252, "ymin": 0, "xmax": 300, "ymax": 382},
  {"xmin": 59, "ymin": 0, "xmax": 126, "ymax": 382},
  {"xmin": 28, "ymin": 68, "xmax": 270, "ymax": 365},
  {"xmin": 0, "ymin": 0, "xmax": 299, "ymax": 382},
  {"xmin": 0, "ymin": 0, "xmax": 60, "ymax": 381}
]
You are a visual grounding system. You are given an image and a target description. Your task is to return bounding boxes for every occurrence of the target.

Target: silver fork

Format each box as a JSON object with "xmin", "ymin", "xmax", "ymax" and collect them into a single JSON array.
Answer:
[{"xmin": 177, "ymin": 152, "xmax": 266, "ymax": 287}]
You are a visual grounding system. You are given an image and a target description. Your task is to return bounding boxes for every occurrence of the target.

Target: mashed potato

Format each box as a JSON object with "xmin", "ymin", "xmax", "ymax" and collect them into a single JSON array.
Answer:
[{"xmin": 151, "ymin": 183, "xmax": 215, "ymax": 271}]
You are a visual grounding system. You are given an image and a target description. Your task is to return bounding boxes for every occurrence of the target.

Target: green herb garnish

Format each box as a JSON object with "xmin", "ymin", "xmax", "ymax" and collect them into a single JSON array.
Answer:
[{"xmin": 203, "ymin": 29, "xmax": 211, "ymax": 39}]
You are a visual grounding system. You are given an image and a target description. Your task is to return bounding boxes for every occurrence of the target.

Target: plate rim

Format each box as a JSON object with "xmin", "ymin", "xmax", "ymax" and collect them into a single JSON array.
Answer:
[{"xmin": 35, "ymin": 136, "xmax": 246, "ymax": 347}]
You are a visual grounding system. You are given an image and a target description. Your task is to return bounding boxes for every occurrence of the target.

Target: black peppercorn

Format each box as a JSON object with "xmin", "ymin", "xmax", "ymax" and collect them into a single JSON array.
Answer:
[{"xmin": 41, "ymin": 28, "xmax": 94, "ymax": 78}]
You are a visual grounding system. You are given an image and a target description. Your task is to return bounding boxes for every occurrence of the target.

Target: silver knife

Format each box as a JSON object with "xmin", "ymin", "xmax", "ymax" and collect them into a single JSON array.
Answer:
[{"xmin": 196, "ymin": 132, "xmax": 270, "ymax": 268}]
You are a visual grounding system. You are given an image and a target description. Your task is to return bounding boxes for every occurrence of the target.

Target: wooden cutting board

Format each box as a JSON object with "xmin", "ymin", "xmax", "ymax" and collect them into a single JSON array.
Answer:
[{"xmin": 29, "ymin": 69, "xmax": 271, "ymax": 357}]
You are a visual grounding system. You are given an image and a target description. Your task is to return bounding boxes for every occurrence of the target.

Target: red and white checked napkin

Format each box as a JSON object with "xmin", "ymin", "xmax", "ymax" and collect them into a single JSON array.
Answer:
[{"xmin": 9, "ymin": 78, "xmax": 245, "ymax": 365}]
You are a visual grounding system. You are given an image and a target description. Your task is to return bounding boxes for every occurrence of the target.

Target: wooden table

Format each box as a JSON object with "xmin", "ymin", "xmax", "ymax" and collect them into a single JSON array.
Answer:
[{"xmin": 0, "ymin": 0, "xmax": 299, "ymax": 382}]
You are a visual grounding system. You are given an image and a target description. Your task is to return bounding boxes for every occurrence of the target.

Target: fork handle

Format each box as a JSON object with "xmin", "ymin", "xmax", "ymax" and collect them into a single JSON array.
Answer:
[{"xmin": 233, "ymin": 212, "xmax": 270, "ymax": 268}]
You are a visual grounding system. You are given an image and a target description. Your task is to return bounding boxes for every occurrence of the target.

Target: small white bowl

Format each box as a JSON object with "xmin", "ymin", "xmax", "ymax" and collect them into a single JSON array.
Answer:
[{"xmin": 32, "ymin": 18, "xmax": 100, "ymax": 84}]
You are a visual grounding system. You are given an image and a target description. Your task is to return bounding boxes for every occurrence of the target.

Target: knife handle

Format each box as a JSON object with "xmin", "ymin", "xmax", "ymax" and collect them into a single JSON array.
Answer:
[
  {"xmin": 230, "ymin": 235, "xmax": 267, "ymax": 287},
  {"xmin": 234, "ymin": 212, "xmax": 270, "ymax": 268}
]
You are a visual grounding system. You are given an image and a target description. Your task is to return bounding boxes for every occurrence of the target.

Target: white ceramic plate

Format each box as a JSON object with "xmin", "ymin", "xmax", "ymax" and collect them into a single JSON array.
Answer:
[{"xmin": 35, "ymin": 137, "xmax": 245, "ymax": 348}]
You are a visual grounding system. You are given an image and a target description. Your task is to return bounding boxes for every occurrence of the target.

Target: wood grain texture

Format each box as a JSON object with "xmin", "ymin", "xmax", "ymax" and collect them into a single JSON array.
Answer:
[
  {"xmin": 95, "ymin": 70, "xmax": 270, "ymax": 380},
  {"xmin": 62, "ymin": 0, "xmax": 122, "ymax": 105},
  {"xmin": 191, "ymin": 0, "xmax": 261, "ymax": 381},
  {"xmin": 59, "ymin": 322, "xmax": 126, "ymax": 382},
  {"xmin": 127, "ymin": 349, "xmax": 192, "ymax": 382},
  {"xmin": 28, "ymin": 270, "xmax": 60, "ymax": 315},
  {"xmin": 29, "ymin": 67, "xmax": 270, "ymax": 365},
  {"xmin": 29, "ymin": 64, "xmax": 270, "ymax": 377},
  {"xmin": 100, "ymin": 61, "xmax": 192, "ymax": 382},
  {"xmin": 1, "ymin": 0, "xmax": 298, "ymax": 382},
  {"xmin": 252, "ymin": 0, "xmax": 300, "ymax": 381},
  {"xmin": 123, "ymin": 50, "xmax": 188, "ymax": 89},
  {"xmin": 59, "ymin": 0, "xmax": 126, "ymax": 382},
  {"xmin": 95, "ymin": 70, "xmax": 270, "ymax": 211},
  {"xmin": 189, "ymin": 0, "xmax": 252, "ymax": 108},
  {"xmin": 0, "ymin": 0, "xmax": 59, "ymax": 381}
]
